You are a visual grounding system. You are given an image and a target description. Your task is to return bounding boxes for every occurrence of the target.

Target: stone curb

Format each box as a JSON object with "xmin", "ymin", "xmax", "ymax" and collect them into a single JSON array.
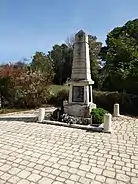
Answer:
[
  {"xmin": 0, "ymin": 115, "xmax": 37, "ymax": 122},
  {"xmin": 0, "ymin": 114, "xmax": 113, "ymax": 133},
  {"xmin": 0, "ymin": 115, "xmax": 106, "ymax": 132},
  {"xmin": 42, "ymin": 119, "xmax": 104, "ymax": 132}
]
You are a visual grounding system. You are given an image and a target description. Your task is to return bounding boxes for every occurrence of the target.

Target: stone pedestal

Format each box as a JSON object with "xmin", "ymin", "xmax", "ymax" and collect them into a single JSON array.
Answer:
[
  {"xmin": 64, "ymin": 30, "xmax": 96, "ymax": 117},
  {"xmin": 38, "ymin": 108, "xmax": 45, "ymax": 122},
  {"xmin": 114, "ymin": 103, "xmax": 120, "ymax": 117},
  {"xmin": 64, "ymin": 81, "xmax": 96, "ymax": 117},
  {"xmin": 104, "ymin": 113, "xmax": 112, "ymax": 133}
]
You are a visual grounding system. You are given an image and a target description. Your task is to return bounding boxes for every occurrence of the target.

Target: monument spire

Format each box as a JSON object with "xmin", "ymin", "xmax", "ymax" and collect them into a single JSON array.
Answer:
[
  {"xmin": 64, "ymin": 30, "xmax": 96, "ymax": 117},
  {"xmin": 71, "ymin": 29, "xmax": 92, "ymax": 82}
]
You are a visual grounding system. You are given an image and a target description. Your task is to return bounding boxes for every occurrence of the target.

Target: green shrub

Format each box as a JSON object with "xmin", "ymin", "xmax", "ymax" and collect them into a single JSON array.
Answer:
[
  {"xmin": 91, "ymin": 108, "xmax": 108, "ymax": 124},
  {"xmin": 93, "ymin": 90, "xmax": 138, "ymax": 116},
  {"xmin": 93, "ymin": 91, "xmax": 120, "ymax": 113},
  {"xmin": 48, "ymin": 89, "xmax": 69, "ymax": 107}
]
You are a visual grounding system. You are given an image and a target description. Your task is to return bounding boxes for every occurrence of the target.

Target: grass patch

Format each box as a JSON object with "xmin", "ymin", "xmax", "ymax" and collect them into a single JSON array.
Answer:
[
  {"xmin": 48, "ymin": 85, "xmax": 69, "ymax": 95},
  {"xmin": 47, "ymin": 85, "xmax": 69, "ymax": 107}
]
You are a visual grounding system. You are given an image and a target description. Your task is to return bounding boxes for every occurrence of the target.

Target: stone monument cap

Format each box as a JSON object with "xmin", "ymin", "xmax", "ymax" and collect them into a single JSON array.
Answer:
[{"xmin": 75, "ymin": 30, "xmax": 88, "ymax": 43}]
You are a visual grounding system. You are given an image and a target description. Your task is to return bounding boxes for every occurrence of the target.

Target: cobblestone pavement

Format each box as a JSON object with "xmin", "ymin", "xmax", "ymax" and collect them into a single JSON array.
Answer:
[{"xmin": 0, "ymin": 114, "xmax": 138, "ymax": 184}]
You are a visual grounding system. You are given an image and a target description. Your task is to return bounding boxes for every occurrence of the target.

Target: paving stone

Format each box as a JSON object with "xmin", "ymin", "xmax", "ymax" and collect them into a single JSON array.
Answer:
[
  {"xmin": 20, "ymin": 160, "xmax": 29, "ymax": 166},
  {"xmin": 28, "ymin": 173, "xmax": 41, "ymax": 182},
  {"xmin": 18, "ymin": 170, "xmax": 31, "ymax": 179},
  {"xmin": 43, "ymin": 161, "xmax": 53, "ymax": 167},
  {"xmin": 131, "ymin": 177, "xmax": 138, "ymax": 184},
  {"xmin": 79, "ymin": 177, "xmax": 91, "ymax": 184},
  {"xmin": 97, "ymin": 161, "xmax": 105, "ymax": 166},
  {"xmin": 0, "ymin": 164, "xmax": 11, "ymax": 172},
  {"xmin": 95, "ymin": 175, "xmax": 106, "ymax": 182},
  {"xmin": 116, "ymin": 173, "xmax": 130, "ymax": 182},
  {"xmin": 36, "ymin": 159, "xmax": 45, "ymax": 165},
  {"xmin": 68, "ymin": 168, "xmax": 78, "ymax": 174},
  {"xmin": 51, "ymin": 169, "xmax": 61, "ymax": 176},
  {"xmin": 56, "ymin": 176, "xmax": 66, "ymax": 182},
  {"xmin": 59, "ymin": 165, "xmax": 69, "ymax": 171},
  {"xmin": 105, "ymin": 162, "xmax": 113, "ymax": 167},
  {"xmin": 131, "ymin": 156, "xmax": 138, "ymax": 161},
  {"xmin": 126, "ymin": 171, "xmax": 136, "ymax": 177},
  {"xmin": 90, "ymin": 181, "xmax": 102, "ymax": 184},
  {"xmin": 113, "ymin": 164, "xmax": 122, "ymax": 169},
  {"xmin": 116, "ymin": 169, "xmax": 125, "ymax": 174},
  {"xmin": 116, "ymin": 161, "xmax": 124, "ymax": 166},
  {"xmin": 65, "ymin": 180, "xmax": 75, "ymax": 184},
  {"xmin": 14, "ymin": 158, "xmax": 23, "ymax": 163},
  {"xmin": 32, "ymin": 169, "xmax": 41, "ymax": 174},
  {"xmin": 49, "ymin": 156, "xmax": 59, "ymax": 163},
  {"xmin": 1, "ymin": 173, "xmax": 11, "ymax": 181},
  {"xmin": 122, "ymin": 166, "xmax": 131, "ymax": 172},
  {"xmin": 113, "ymin": 156, "xmax": 121, "ymax": 161},
  {"xmin": 120, "ymin": 153, "xmax": 130, "ymax": 158},
  {"xmin": 58, "ymin": 159, "xmax": 69, "ymax": 165},
  {"xmin": 38, "ymin": 177, "xmax": 53, "ymax": 184},
  {"xmin": 103, "ymin": 170, "xmax": 115, "ymax": 178},
  {"xmin": 19, "ymin": 165, "xmax": 26, "ymax": 170},
  {"xmin": 79, "ymin": 164, "xmax": 91, "ymax": 171},
  {"xmin": 34, "ymin": 164, "xmax": 44, "ymax": 171},
  {"xmin": 52, "ymin": 163, "xmax": 61, "ymax": 169},
  {"xmin": 47, "ymin": 173, "xmax": 56, "ymax": 180},
  {"xmin": 106, "ymin": 178, "xmax": 116, "ymax": 184},
  {"xmin": 42, "ymin": 166, "xmax": 53, "ymax": 173},
  {"xmin": 116, "ymin": 181, "xmax": 128, "ymax": 184},
  {"xmin": 107, "ymin": 158, "xmax": 115, "ymax": 164},
  {"xmin": 17, "ymin": 179, "xmax": 30, "ymax": 184},
  {"xmin": 77, "ymin": 170, "xmax": 86, "ymax": 177},
  {"xmin": 86, "ymin": 172, "xmax": 96, "ymax": 179},
  {"xmin": 91, "ymin": 166, "xmax": 103, "ymax": 174},
  {"xmin": 69, "ymin": 161, "xmax": 80, "ymax": 168},
  {"xmin": 8, "ymin": 176, "xmax": 20, "ymax": 183},
  {"xmin": 53, "ymin": 182, "xmax": 62, "ymax": 184},
  {"xmin": 60, "ymin": 171, "xmax": 70, "ymax": 179},
  {"xmin": 8, "ymin": 167, "xmax": 21, "ymax": 175},
  {"xmin": 69, "ymin": 174, "xmax": 80, "ymax": 181},
  {"xmin": 132, "ymin": 168, "xmax": 138, "ymax": 174}
]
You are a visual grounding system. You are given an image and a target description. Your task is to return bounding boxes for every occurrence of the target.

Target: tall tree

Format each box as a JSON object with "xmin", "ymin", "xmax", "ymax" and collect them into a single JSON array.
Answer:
[
  {"xmin": 88, "ymin": 35, "xmax": 102, "ymax": 88},
  {"xmin": 100, "ymin": 19, "xmax": 138, "ymax": 93},
  {"xmin": 30, "ymin": 52, "xmax": 54, "ymax": 81},
  {"xmin": 48, "ymin": 44, "xmax": 73, "ymax": 85}
]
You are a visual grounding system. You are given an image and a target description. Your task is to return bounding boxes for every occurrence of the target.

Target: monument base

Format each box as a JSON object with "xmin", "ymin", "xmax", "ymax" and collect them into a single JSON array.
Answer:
[{"xmin": 64, "ymin": 102, "xmax": 96, "ymax": 118}]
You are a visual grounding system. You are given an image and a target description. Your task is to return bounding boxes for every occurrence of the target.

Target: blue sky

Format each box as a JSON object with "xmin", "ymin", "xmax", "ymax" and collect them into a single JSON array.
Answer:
[{"xmin": 0, "ymin": 0, "xmax": 138, "ymax": 63}]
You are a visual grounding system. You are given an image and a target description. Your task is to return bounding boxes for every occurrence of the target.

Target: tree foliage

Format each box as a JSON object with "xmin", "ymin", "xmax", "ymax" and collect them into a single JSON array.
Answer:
[
  {"xmin": 0, "ymin": 63, "xmax": 51, "ymax": 108},
  {"xmin": 31, "ymin": 51, "xmax": 55, "ymax": 81},
  {"xmin": 100, "ymin": 19, "xmax": 138, "ymax": 94},
  {"xmin": 48, "ymin": 44, "xmax": 73, "ymax": 85},
  {"xmin": 88, "ymin": 35, "xmax": 102, "ymax": 88}
]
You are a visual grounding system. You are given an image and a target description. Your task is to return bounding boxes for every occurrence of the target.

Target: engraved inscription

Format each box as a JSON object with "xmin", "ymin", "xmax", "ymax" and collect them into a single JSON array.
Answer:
[{"xmin": 72, "ymin": 86, "xmax": 84, "ymax": 102}]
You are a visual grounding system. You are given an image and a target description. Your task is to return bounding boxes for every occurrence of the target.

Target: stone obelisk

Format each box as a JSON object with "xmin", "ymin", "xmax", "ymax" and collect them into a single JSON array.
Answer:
[{"xmin": 64, "ymin": 30, "xmax": 96, "ymax": 117}]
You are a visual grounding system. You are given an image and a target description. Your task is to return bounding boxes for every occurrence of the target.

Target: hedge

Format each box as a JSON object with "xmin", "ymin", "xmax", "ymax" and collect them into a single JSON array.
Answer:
[
  {"xmin": 48, "ymin": 88, "xmax": 138, "ymax": 116},
  {"xmin": 93, "ymin": 90, "xmax": 138, "ymax": 116}
]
